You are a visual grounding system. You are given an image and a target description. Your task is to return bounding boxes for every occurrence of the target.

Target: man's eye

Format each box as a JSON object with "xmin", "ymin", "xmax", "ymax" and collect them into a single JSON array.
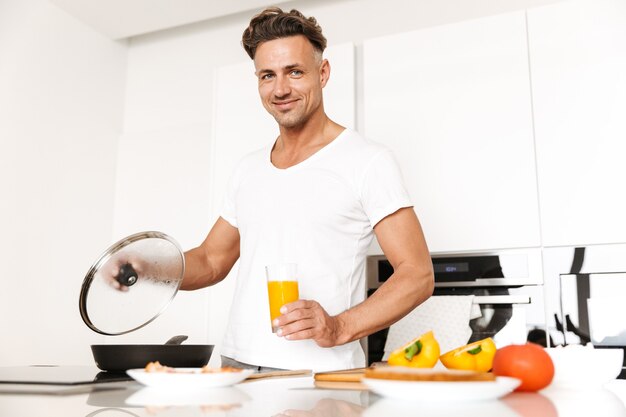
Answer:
[
  {"xmin": 290, "ymin": 70, "xmax": 303, "ymax": 76},
  {"xmin": 260, "ymin": 74, "xmax": 274, "ymax": 80}
]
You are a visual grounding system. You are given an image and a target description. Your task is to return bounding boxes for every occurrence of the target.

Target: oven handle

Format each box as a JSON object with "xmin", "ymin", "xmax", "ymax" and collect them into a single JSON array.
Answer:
[{"xmin": 472, "ymin": 295, "xmax": 530, "ymax": 305}]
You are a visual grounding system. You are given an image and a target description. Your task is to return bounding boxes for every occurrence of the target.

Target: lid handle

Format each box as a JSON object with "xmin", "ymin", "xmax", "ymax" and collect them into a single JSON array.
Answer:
[{"xmin": 116, "ymin": 263, "xmax": 138, "ymax": 287}]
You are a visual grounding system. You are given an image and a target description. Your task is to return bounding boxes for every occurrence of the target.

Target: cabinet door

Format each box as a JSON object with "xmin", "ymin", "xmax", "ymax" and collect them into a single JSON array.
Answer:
[
  {"xmin": 364, "ymin": 11, "xmax": 540, "ymax": 253},
  {"xmin": 528, "ymin": 0, "xmax": 626, "ymax": 247}
]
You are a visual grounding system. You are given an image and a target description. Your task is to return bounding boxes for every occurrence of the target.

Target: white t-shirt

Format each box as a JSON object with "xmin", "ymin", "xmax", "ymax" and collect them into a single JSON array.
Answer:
[{"xmin": 219, "ymin": 128, "xmax": 412, "ymax": 372}]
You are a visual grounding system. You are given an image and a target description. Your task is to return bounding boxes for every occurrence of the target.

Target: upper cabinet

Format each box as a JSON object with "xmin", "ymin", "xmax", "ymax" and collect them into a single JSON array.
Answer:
[
  {"xmin": 363, "ymin": 11, "xmax": 541, "ymax": 253},
  {"xmin": 528, "ymin": 0, "xmax": 626, "ymax": 247}
]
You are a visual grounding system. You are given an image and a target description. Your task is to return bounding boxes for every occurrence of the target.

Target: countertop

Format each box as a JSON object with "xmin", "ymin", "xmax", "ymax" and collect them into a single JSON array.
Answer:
[{"xmin": 2, "ymin": 373, "xmax": 626, "ymax": 417}]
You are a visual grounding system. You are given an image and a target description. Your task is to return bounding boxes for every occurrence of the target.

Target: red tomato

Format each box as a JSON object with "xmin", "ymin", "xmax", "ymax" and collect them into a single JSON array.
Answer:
[{"xmin": 492, "ymin": 343, "xmax": 555, "ymax": 392}]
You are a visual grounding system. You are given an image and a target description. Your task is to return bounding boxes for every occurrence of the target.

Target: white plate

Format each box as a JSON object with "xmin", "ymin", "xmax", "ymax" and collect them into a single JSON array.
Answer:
[
  {"xmin": 126, "ymin": 368, "xmax": 254, "ymax": 389},
  {"xmin": 362, "ymin": 376, "xmax": 520, "ymax": 402}
]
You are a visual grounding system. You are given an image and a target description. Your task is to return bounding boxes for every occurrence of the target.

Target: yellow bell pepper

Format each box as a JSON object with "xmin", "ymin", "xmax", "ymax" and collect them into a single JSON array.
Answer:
[
  {"xmin": 439, "ymin": 337, "xmax": 497, "ymax": 372},
  {"xmin": 387, "ymin": 331, "xmax": 440, "ymax": 368}
]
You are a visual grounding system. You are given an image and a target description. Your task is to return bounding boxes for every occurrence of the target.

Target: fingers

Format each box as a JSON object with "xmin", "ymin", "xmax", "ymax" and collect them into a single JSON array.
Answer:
[
  {"xmin": 106, "ymin": 276, "xmax": 129, "ymax": 292},
  {"xmin": 101, "ymin": 256, "xmax": 136, "ymax": 292},
  {"xmin": 280, "ymin": 322, "xmax": 336, "ymax": 348},
  {"xmin": 277, "ymin": 319, "xmax": 316, "ymax": 339},
  {"xmin": 273, "ymin": 300, "xmax": 338, "ymax": 347},
  {"xmin": 274, "ymin": 300, "xmax": 318, "ymax": 329},
  {"xmin": 279, "ymin": 299, "xmax": 314, "ymax": 315}
]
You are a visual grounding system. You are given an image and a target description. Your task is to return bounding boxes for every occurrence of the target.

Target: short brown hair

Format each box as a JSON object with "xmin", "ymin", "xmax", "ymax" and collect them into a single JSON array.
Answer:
[{"xmin": 241, "ymin": 7, "xmax": 327, "ymax": 59}]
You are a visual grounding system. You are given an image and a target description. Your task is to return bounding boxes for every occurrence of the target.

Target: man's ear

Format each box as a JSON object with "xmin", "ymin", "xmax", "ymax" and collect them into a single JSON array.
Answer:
[{"xmin": 320, "ymin": 59, "xmax": 330, "ymax": 87}]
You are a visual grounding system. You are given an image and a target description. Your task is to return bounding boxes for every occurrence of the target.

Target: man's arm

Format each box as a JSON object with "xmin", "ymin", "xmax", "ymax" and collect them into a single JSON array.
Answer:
[
  {"xmin": 275, "ymin": 207, "xmax": 434, "ymax": 346},
  {"xmin": 180, "ymin": 217, "xmax": 241, "ymax": 290}
]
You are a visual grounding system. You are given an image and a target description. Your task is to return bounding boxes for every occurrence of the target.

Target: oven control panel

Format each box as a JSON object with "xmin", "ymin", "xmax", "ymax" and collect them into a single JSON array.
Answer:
[{"xmin": 367, "ymin": 249, "xmax": 543, "ymax": 289}]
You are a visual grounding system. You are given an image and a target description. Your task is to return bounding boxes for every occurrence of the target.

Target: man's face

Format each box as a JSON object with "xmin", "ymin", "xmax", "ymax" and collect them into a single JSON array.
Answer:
[{"xmin": 254, "ymin": 35, "xmax": 328, "ymax": 129}]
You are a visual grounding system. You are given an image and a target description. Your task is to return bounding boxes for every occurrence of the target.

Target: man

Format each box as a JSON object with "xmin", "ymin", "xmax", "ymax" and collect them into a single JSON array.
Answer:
[{"xmin": 182, "ymin": 7, "xmax": 434, "ymax": 372}]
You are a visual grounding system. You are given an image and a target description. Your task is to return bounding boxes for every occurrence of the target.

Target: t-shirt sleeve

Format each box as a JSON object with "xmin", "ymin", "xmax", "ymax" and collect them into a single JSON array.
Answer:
[
  {"xmin": 220, "ymin": 165, "xmax": 240, "ymax": 228},
  {"xmin": 360, "ymin": 149, "xmax": 413, "ymax": 227}
]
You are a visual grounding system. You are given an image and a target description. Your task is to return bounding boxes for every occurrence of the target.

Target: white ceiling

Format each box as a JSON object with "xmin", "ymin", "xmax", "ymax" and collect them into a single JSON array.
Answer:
[{"xmin": 49, "ymin": 0, "xmax": 295, "ymax": 40}]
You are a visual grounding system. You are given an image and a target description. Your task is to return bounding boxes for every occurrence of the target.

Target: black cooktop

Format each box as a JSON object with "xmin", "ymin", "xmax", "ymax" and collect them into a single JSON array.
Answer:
[{"xmin": 0, "ymin": 366, "xmax": 132, "ymax": 385}]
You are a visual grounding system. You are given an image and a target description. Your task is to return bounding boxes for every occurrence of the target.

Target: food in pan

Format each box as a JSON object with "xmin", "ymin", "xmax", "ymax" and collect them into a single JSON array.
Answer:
[
  {"xmin": 200, "ymin": 365, "xmax": 244, "ymax": 373},
  {"xmin": 144, "ymin": 361, "xmax": 244, "ymax": 374},
  {"xmin": 145, "ymin": 361, "xmax": 176, "ymax": 373}
]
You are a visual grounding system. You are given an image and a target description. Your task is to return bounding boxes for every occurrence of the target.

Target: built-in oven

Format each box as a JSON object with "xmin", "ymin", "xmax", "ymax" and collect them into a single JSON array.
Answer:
[{"xmin": 365, "ymin": 249, "xmax": 547, "ymax": 365}]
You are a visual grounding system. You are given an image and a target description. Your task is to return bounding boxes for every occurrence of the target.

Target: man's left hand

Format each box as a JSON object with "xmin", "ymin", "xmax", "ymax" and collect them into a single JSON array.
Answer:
[{"xmin": 273, "ymin": 300, "xmax": 344, "ymax": 347}]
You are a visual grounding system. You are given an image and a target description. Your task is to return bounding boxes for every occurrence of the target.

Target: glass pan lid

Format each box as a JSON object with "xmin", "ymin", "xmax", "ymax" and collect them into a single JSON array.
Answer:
[{"xmin": 79, "ymin": 231, "xmax": 185, "ymax": 336}]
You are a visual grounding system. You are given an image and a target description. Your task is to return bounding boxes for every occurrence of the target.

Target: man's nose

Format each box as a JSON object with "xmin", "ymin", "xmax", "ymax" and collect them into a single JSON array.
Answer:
[{"xmin": 274, "ymin": 75, "xmax": 291, "ymax": 98}]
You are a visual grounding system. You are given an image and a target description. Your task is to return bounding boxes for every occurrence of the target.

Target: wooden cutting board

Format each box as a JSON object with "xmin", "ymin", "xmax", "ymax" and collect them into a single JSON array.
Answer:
[
  {"xmin": 312, "ymin": 363, "xmax": 389, "ymax": 390},
  {"xmin": 313, "ymin": 368, "xmax": 368, "ymax": 390},
  {"xmin": 314, "ymin": 368, "xmax": 367, "ymax": 382},
  {"xmin": 313, "ymin": 380, "xmax": 368, "ymax": 390},
  {"xmin": 244, "ymin": 369, "xmax": 311, "ymax": 381}
]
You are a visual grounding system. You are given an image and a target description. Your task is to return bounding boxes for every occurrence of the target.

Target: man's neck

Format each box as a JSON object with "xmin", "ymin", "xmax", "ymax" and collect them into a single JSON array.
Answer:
[
  {"xmin": 272, "ymin": 115, "xmax": 345, "ymax": 169},
  {"xmin": 278, "ymin": 114, "xmax": 331, "ymax": 146}
]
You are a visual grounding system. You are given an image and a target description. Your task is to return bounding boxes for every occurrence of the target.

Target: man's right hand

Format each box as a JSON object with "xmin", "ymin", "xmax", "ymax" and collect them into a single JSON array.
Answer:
[{"xmin": 101, "ymin": 253, "xmax": 148, "ymax": 292}]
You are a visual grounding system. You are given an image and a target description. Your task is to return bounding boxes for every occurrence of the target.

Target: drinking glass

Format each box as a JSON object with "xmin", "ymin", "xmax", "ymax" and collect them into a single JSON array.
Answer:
[{"xmin": 265, "ymin": 263, "xmax": 299, "ymax": 333}]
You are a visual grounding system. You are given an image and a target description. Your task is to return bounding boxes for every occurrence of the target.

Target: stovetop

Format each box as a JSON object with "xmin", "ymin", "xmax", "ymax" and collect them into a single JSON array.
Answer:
[{"xmin": 0, "ymin": 365, "xmax": 131, "ymax": 385}]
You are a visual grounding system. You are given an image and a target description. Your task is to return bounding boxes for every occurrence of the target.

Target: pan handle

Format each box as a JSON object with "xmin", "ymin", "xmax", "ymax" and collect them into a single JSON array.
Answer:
[{"xmin": 165, "ymin": 335, "xmax": 188, "ymax": 345}]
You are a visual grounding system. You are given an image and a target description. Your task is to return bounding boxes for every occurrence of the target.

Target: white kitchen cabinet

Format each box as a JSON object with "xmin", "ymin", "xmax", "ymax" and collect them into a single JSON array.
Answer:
[
  {"xmin": 528, "ymin": 0, "xmax": 626, "ymax": 247},
  {"xmin": 363, "ymin": 11, "xmax": 541, "ymax": 253}
]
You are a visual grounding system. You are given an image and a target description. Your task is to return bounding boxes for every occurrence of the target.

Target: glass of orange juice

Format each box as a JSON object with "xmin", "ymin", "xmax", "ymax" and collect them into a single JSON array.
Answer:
[{"xmin": 265, "ymin": 263, "xmax": 299, "ymax": 333}]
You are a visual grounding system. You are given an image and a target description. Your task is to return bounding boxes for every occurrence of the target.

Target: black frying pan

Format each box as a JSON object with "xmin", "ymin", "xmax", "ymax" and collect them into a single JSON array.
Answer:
[{"xmin": 91, "ymin": 335, "xmax": 214, "ymax": 372}]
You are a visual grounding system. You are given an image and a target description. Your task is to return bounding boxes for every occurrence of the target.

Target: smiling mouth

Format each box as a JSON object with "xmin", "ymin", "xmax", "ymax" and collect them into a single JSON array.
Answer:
[{"xmin": 273, "ymin": 100, "xmax": 298, "ymax": 111}]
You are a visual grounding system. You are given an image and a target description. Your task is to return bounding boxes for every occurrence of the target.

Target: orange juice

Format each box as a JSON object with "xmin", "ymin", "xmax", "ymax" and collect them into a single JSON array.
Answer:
[{"xmin": 267, "ymin": 280, "xmax": 299, "ymax": 332}]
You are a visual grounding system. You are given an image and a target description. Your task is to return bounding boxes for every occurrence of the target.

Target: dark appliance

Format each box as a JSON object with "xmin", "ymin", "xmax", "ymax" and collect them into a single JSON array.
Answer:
[{"xmin": 365, "ymin": 249, "xmax": 547, "ymax": 365}]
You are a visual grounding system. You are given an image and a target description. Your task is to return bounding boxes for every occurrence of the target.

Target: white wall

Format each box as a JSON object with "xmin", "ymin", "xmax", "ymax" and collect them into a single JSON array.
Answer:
[
  {"xmin": 0, "ymin": 0, "xmax": 569, "ymax": 366},
  {"xmin": 0, "ymin": 0, "xmax": 127, "ymax": 365}
]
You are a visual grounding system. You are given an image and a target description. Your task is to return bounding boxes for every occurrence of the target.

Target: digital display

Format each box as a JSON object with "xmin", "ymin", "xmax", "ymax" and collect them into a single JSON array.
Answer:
[
  {"xmin": 433, "ymin": 262, "xmax": 469, "ymax": 273},
  {"xmin": 375, "ymin": 255, "xmax": 507, "ymax": 285}
]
